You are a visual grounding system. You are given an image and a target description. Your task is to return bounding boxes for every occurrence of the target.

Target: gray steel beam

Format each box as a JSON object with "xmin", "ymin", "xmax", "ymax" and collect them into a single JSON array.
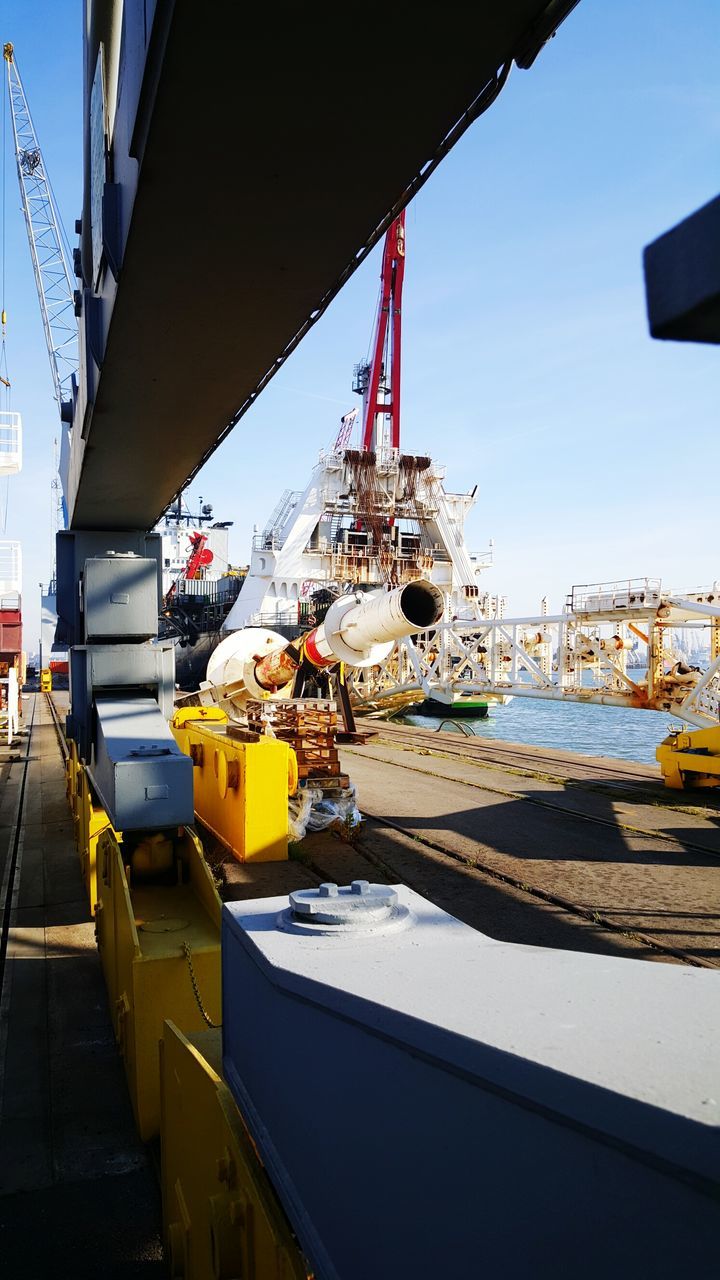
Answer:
[{"xmin": 69, "ymin": 2, "xmax": 579, "ymax": 530}]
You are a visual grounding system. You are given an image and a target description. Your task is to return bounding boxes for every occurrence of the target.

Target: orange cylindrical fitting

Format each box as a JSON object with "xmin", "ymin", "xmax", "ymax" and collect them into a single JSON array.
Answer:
[{"xmin": 253, "ymin": 646, "xmax": 299, "ymax": 691}]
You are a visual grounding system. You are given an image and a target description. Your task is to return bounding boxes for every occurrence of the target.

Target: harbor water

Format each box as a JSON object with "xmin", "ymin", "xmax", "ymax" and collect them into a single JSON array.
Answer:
[{"xmin": 403, "ymin": 696, "xmax": 675, "ymax": 765}]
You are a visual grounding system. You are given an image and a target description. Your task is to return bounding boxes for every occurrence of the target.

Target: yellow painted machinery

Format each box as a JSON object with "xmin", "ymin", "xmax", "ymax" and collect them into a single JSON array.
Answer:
[
  {"xmin": 66, "ymin": 745, "xmax": 117, "ymax": 913},
  {"xmin": 65, "ymin": 735, "xmax": 78, "ymax": 801},
  {"xmin": 40, "ymin": 667, "xmax": 52, "ymax": 691},
  {"xmin": 76, "ymin": 764, "xmax": 116, "ymax": 911},
  {"xmin": 96, "ymin": 825, "xmax": 222, "ymax": 1140},
  {"xmin": 62, "ymin": 726, "xmax": 310, "ymax": 1270},
  {"xmin": 160, "ymin": 1022, "xmax": 309, "ymax": 1279},
  {"xmin": 656, "ymin": 725, "xmax": 720, "ymax": 789},
  {"xmin": 171, "ymin": 706, "xmax": 297, "ymax": 863}
]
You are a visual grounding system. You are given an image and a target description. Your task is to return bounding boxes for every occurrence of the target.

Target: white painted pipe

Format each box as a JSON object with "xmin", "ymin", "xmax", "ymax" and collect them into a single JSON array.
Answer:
[{"xmin": 317, "ymin": 580, "xmax": 444, "ymax": 668}]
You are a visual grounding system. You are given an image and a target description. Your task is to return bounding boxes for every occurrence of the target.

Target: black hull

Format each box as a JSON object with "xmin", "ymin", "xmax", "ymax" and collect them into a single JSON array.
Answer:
[
  {"xmin": 415, "ymin": 697, "xmax": 489, "ymax": 719},
  {"xmin": 172, "ymin": 632, "xmax": 222, "ymax": 691}
]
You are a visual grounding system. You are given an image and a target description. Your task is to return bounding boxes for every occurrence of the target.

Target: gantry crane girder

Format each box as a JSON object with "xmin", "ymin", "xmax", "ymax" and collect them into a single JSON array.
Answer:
[{"xmin": 68, "ymin": 2, "xmax": 579, "ymax": 531}]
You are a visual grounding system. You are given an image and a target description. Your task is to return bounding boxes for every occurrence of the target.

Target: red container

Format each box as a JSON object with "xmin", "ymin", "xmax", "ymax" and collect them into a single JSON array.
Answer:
[{"xmin": 0, "ymin": 609, "xmax": 22, "ymax": 657}]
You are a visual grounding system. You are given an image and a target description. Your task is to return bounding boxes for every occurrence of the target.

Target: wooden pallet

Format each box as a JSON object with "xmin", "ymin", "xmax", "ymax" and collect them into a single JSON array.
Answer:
[
  {"xmin": 293, "ymin": 742, "xmax": 335, "ymax": 757},
  {"xmin": 300, "ymin": 772, "xmax": 351, "ymax": 788},
  {"xmin": 272, "ymin": 732, "xmax": 336, "ymax": 749},
  {"xmin": 247, "ymin": 699, "xmax": 337, "ymax": 728},
  {"xmin": 255, "ymin": 718, "xmax": 339, "ymax": 738},
  {"xmin": 297, "ymin": 761, "xmax": 343, "ymax": 779},
  {"xmin": 247, "ymin": 700, "xmax": 344, "ymax": 790}
]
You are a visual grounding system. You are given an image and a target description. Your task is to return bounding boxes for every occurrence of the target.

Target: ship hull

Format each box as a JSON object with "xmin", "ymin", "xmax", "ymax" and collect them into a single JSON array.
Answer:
[{"xmin": 415, "ymin": 696, "xmax": 489, "ymax": 719}]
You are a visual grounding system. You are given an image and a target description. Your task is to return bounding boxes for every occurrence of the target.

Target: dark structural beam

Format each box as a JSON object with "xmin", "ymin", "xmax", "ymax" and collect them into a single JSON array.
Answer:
[
  {"xmin": 644, "ymin": 195, "xmax": 720, "ymax": 345},
  {"xmin": 69, "ymin": 3, "xmax": 580, "ymax": 530}
]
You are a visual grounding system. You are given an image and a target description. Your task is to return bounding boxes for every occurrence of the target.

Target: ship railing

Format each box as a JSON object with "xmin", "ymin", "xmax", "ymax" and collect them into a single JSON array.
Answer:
[
  {"xmin": 0, "ymin": 412, "xmax": 22, "ymax": 476},
  {"xmin": 0, "ymin": 541, "xmax": 22, "ymax": 599},
  {"xmin": 568, "ymin": 578, "xmax": 662, "ymax": 614},
  {"xmin": 252, "ymin": 532, "xmax": 284, "ymax": 552},
  {"xmin": 244, "ymin": 611, "xmax": 306, "ymax": 638}
]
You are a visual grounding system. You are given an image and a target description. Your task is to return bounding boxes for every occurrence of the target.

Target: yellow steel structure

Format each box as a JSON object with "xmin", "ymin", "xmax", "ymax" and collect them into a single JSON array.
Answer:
[
  {"xmin": 96, "ymin": 825, "xmax": 222, "ymax": 1140},
  {"xmin": 66, "ymin": 744, "xmax": 118, "ymax": 913},
  {"xmin": 656, "ymin": 725, "xmax": 720, "ymax": 790},
  {"xmin": 171, "ymin": 707, "xmax": 296, "ymax": 863},
  {"xmin": 65, "ymin": 735, "xmax": 79, "ymax": 809},
  {"xmin": 40, "ymin": 667, "xmax": 52, "ymax": 691},
  {"xmin": 161, "ymin": 1022, "xmax": 309, "ymax": 1280},
  {"xmin": 76, "ymin": 765, "xmax": 116, "ymax": 912}
]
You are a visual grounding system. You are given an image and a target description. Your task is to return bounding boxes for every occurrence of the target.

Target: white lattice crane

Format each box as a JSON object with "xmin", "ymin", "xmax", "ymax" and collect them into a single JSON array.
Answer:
[{"xmin": 3, "ymin": 42, "xmax": 78, "ymax": 416}]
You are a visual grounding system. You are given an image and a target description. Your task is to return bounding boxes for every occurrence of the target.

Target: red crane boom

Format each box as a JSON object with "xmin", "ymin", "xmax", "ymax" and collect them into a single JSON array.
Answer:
[{"xmin": 360, "ymin": 213, "xmax": 406, "ymax": 452}]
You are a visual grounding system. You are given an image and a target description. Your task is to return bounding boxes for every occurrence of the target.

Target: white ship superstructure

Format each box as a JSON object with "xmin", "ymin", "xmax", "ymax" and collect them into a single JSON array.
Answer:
[
  {"xmin": 156, "ymin": 499, "xmax": 233, "ymax": 598},
  {"xmin": 225, "ymin": 213, "xmax": 498, "ymax": 633},
  {"xmin": 224, "ymin": 443, "xmax": 494, "ymax": 632}
]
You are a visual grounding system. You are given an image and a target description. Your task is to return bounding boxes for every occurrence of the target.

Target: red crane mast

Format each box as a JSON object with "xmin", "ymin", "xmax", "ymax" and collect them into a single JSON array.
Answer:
[{"xmin": 359, "ymin": 213, "xmax": 406, "ymax": 452}]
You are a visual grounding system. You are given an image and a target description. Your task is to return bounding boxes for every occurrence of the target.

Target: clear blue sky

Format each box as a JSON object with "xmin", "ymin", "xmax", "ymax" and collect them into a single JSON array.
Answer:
[{"xmin": 2, "ymin": 1, "xmax": 719, "ymax": 650}]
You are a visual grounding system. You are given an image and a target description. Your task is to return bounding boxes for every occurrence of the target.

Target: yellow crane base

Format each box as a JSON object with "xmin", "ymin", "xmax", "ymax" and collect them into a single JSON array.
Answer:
[
  {"xmin": 160, "ymin": 1021, "xmax": 309, "ymax": 1280},
  {"xmin": 171, "ymin": 707, "xmax": 296, "ymax": 863},
  {"xmin": 656, "ymin": 725, "xmax": 720, "ymax": 789},
  {"xmin": 96, "ymin": 825, "xmax": 222, "ymax": 1140},
  {"xmin": 76, "ymin": 764, "xmax": 117, "ymax": 912},
  {"xmin": 66, "ymin": 747, "xmax": 119, "ymax": 914}
]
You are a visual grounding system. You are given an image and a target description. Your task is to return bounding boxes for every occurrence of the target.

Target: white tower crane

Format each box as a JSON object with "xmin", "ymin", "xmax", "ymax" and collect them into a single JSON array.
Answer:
[{"xmin": 3, "ymin": 42, "xmax": 78, "ymax": 417}]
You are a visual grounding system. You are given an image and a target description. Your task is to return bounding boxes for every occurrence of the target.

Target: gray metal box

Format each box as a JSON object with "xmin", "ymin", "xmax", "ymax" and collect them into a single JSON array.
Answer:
[
  {"xmin": 90, "ymin": 696, "xmax": 193, "ymax": 830},
  {"xmin": 84, "ymin": 554, "xmax": 158, "ymax": 641},
  {"xmin": 222, "ymin": 887, "xmax": 720, "ymax": 1280},
  {"xmin": 56, "ymin": 530, "xmax": 162, "ymax": 647},
  {"xmin": 68, "ymin": 642, "xmax": 176, "ymax": 761}
]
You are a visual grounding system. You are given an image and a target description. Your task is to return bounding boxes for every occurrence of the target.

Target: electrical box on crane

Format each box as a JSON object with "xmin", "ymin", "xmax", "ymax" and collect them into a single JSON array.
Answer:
[{"xmin": 58, "ymin": 530, "xmax": 193, "ymax": 832}]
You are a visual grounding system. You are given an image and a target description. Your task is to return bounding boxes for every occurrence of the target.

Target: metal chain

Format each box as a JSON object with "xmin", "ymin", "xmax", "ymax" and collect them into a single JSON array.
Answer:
[{"xmin": 182, "ymin": 941, "xmax": 220, "ymax": 1028}]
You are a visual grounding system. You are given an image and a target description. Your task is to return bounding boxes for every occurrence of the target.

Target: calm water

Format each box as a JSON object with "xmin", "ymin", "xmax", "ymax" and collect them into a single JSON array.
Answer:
[{"xmin": 403, "ymin": 696, "xmax": 674, "ymax": 765}]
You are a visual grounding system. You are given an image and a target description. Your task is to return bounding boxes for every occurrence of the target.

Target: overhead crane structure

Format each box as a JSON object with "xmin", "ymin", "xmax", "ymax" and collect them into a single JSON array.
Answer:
[
  {"xmin": 16, "ymin": 3, "xmax": 717, "ymax": 1276},
  {"xmin": 54, "ymin": 0, "xmax": 584, "ymax": 842},
  {"xmin": 65, "ymin": 2, "xmax": 580, "ymax": 530}
]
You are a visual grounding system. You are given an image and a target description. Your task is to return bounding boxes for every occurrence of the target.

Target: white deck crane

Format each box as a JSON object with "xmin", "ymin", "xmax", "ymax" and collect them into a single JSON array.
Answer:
[{"xmin": 3, "ymin": 43, "xmax": 78, "ymax": 421}]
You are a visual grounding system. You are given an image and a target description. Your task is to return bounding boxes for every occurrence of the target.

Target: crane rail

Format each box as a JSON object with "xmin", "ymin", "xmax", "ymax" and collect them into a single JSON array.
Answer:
[
  {"xmin": 0, "ymin": 694, "xmax": 37, "ymax": 1000},
  {"xmin": 351, "ymin": 813, "xmax": 719, "ymax": 971},
  {"xmin": 351, "ymin": 725, "xmax": 720, "ymax": 856},
  {"xmin": 338, "ymin": 731, "xmax": 720, "ymax": 970}
]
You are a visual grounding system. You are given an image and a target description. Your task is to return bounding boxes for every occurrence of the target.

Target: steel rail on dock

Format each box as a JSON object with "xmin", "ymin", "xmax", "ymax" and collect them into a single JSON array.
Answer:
[
  {"xmin": 351, "ymin": 812, "xmax": 719, "ymax": 972},
  {"xmin": 340, "ymin": 725, "xmax": 720, "ymax": 969},
  {"xmin": 0, "ymin": 693, "xmax": 37, "ymax": 995}
]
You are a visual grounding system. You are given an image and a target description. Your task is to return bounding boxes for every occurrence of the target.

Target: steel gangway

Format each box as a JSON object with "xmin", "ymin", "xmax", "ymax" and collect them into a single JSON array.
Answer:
[{"xmin": 351, "ymin": 578, "xmax": 720, "ymax": 729}]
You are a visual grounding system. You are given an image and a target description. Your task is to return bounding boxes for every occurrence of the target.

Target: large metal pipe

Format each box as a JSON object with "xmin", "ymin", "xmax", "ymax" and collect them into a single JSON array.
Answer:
[
  {"xmin": 301, "ymin": 579, "xmax": 444, "ymax": 671},
  {"xmin": 204, "ymin": 579, "xmax": 444, "ymax": 715}
]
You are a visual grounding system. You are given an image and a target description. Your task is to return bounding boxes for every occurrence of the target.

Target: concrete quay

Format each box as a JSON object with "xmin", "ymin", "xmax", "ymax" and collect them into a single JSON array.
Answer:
[{"xmin": 330, "ymin": 721, "xmax": 720, "ymax": 967}]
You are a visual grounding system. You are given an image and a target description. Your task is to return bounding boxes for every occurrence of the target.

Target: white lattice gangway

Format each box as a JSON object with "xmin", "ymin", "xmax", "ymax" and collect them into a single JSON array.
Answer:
[{"xmin": 351, "ymin": 578, "xmax": 720, "ymax": 728}]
